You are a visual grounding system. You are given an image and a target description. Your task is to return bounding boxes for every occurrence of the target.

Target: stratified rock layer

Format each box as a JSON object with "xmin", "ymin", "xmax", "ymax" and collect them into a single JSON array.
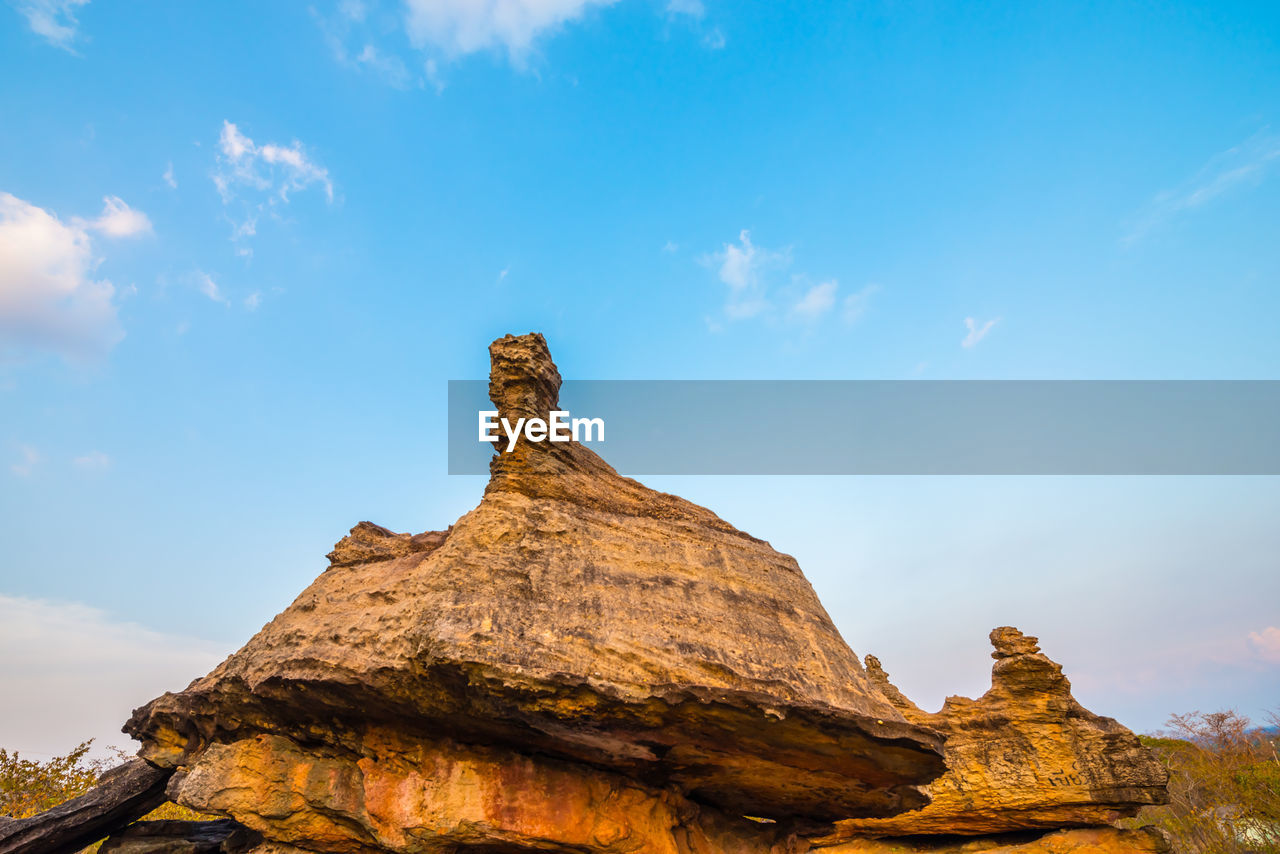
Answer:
[
  {"xmin": 821, "ymin": 629, "xmax": 1168, "ymax": 840},
  {"xmin": 127, "ymin": 333, "xmax": 945, "ymax": 825}
]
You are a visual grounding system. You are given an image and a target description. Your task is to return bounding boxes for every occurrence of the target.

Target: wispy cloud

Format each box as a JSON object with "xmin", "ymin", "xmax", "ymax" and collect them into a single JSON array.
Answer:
[
  {"xmin": 842, "ymin": 283, "xmax": 880, "ymax": 324},
  {"xmin": 791, "ymin": 280, "xmax": 838, "ymax": 322},
  {"xmin": 666, "ymin": 0, "xmax": 703, "ymax": 16},
  {"xmin": 961, "ymin": 316, "xmax": 999, "ymax": 348},
  {"xmin": 0, "ymin": 192, "xmax": 148, "ymax": 361},
  {"xmin": 213, "ymin": 121, "xmax": 334, "ymax": 249},
  {"xmin": 13, "ymin": 0, "xmax": 89, "ymax": 51},
  {"xmin": 1125, "ymin": 130, "xmax": 1280, "ymax": 242},
  {"xmin": 72, "ymin": 450, "xmax": 110, "ymax": 471},
  {"xmin": 243, "ymin": 291, "xmax": 261, "ymax": 311},
  {"xmin": 194, "ymin": 271, "xmax": 228, "ymax": 305},
  {"xmin": 702, "ymin": 229, "xmax": 790, "ymax": 320},
  {"xmin": 10, "ymin": 444, "xmax": 41, "ymax": 477},
  {"xmin": 163, "ymin": 162, "xmax": 177, "ymax": 190},
  {"xmin": 403, "ymin": 0, "xmax": 618, "ymax": 63}
]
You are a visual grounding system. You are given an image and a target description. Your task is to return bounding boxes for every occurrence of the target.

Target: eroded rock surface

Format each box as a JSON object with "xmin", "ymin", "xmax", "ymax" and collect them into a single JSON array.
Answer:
[
  {"xmin": 109, "ymin": 334, "xmax": 1168, "ymax": 854},
  {"xmin": 127, "ymin": 333, "xmax": 945, "ymax": 826},
  {"xmin": 816, "ymin": 827, "xmax": 1169, "ymax": 854},
  {"xmin": 822, "ymin": 629, "xmax": 1168, "ymax": 840}
]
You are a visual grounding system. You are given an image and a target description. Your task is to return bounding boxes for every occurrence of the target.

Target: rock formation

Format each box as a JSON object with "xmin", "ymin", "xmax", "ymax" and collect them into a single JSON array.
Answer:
[
  {"xmin": 2, "ymin": 333, "xmax": 1169, "ymax": 854},
  {"xmin": 819, "ymin": 629, "xmax": 1168, "ymax": 841}
]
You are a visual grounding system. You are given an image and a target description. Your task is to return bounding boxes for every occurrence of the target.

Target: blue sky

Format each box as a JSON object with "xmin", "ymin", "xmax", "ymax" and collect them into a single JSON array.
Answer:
[{"xmin": 2, "ymin": 0, "xmax": 1278, "ymax": 756}]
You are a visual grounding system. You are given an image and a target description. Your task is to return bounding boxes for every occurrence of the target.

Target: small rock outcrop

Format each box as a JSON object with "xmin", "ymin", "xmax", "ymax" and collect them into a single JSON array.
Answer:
[{"xmin": 821, "ymin": 629, "xmax": 1168, "ymax": 840}]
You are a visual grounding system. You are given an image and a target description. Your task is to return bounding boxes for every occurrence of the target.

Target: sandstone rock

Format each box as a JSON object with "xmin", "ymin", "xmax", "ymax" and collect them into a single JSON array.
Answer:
[
  {"xmin": 815, "ymin": 827, "xmax": 1169, "ymax": 854},
  {"xmin": 127, "ymin": 333, "xmax": 946, "ymax": 824},
  {"xmin": 821, "ymin": 628, "xmax": 1168, "ymax": 840},
  {"xmin": 325, "ymin": 522, "xmax": 449, "ymax": 569},
  {"xmin": 99, "ymin": 819, "xmax": 260, "ymax": 854},
  {"xmin": 167, "ymin": 728, "xmax": 798, "ymax": 854},
  {"xmin": 0, "ymin": 759, "xmax": 171, "ymax": 854}
]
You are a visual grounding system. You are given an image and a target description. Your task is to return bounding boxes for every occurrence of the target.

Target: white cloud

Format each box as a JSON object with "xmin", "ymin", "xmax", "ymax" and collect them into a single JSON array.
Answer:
[
  {"xmin": 1126, "ymin": 130, "xmax": 1280, "ymax": 242},
  {"xmin": 194, "ymin": 271, "xmax": 228, "ymax": 305},
  {"xmin": 0, "ymin": 594, "xmax": 227, "ymax": 757},
  {"xmin": 14, "ymin": 0, "xmax": 89, "ymax": 51},
  {"xmin": 243, "ymin": 291, "xmax": 261, "ymax": 311},
  {"xmin": 1248, "ymin": 626, "xmax": 1280, "ymax": 663},
  {"xmin": 403, "ymin": 0, "xmax": 618, "ymax": 61},
  {"xmin": 842, "ymin": 283, "xmax": 880, "ymax": 324},
  {"xmin": 661, "ymin": 240, "xmax": 679, "ymax": 253},
  {"xmin": 0, "ymin": 191, "xmax": 149, "ymax": 360},
  {"xmin": 792, "ymin": 280, "xmax": 837, "ymax": 321},
  {"xmin": 83, "ymin": 196, "xmax": 152, "ymax": 238},
  {"xmin": 702, "ymin": 229, "xmax": 790, "ymax": 321},
  {"xmin": 666, "ymin": 0, "xmax": 703, "ymax": 16},
  {"xmin": 72, "ymin": 450, "xmax": 110, "ymax": 470},
  {"xmin": 215, "ymin": 121, "xmax": 333, "ymax": 204},
  {"xmin": 701, "ymin": 26, "xmax": 725, "ymax": 50},
  {"xmin": 10, "ymin": 444, "xmax": 41, "ymax": 477},
  {"xmin": 214, "ymin": 121, "xmax": 333, "ymax": 247},
  {"xmin": 163, "ymin": 162, "xmax": 177, "ymax": 190},
  {"xmin": 962, "ymin": 316, "xmax": 999, "ymax": 348}
]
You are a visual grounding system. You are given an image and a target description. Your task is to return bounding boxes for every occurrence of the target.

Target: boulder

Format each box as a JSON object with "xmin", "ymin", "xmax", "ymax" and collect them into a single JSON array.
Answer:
[
  {"xmin": 126, "ymin": 333, "xmax": 946, "ymax": 826},
  {"xmin": 819, "ymin": 629, "xmax": 1168, "ymax": 840}
]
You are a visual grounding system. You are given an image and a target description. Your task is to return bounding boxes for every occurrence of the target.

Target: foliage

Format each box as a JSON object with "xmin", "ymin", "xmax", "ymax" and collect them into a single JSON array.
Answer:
[
  {"xmin": 0, "ymin": 739, "xmax": 212, "ymax": 852},
  {"xmin": 1124, "ymin": 710, "xmax": 1280, "ymax": 854}
]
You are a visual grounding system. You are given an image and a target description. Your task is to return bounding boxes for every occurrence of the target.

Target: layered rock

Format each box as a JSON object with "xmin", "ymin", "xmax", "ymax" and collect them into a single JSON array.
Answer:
[
  {"xmin": 819, "ymin": 629, "xmax": 1168, "ymax": 841},
  {"xmin": 126, "ymin": 333, "xmax": 946, "ymax": 833},
  {"xmin": 95, "ymin": 333, "xmax": 1171, "ymax": 854},
  {"xmin": 817, "ymin": 828, "xmax": 1169, "ymax": 854}
]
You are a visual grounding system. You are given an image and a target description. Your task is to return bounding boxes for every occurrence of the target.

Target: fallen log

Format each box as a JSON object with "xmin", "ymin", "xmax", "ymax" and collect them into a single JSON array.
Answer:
[{"xmin": 0, "ymin": 759, "xmax": 171, "ymax": 854}]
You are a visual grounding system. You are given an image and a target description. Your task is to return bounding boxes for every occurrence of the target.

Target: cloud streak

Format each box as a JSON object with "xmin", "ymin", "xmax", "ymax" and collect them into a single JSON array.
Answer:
[{"xmin": 1126, "ymin": 130, "xmax": 1280, "ymax": 242}]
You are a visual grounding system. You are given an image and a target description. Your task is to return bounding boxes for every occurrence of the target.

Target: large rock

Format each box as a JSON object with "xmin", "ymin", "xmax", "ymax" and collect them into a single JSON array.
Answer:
[
  {"xmin": 126, "ymin": 333, "xmax": 946, "ymax": 826},
  {"xmin": 819, "ymin": 629, "xmax": 1168, "ymax": 840}
]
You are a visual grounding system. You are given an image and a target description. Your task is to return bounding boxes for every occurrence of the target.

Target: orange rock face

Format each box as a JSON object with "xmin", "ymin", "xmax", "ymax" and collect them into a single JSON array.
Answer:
[
  {"xmin": 821, "ymin": 629, "xmax": 1167, "ymax": 840},
  {"xmin": 169, "ymin": 728, "xmax": 796, "ymax": 854}
]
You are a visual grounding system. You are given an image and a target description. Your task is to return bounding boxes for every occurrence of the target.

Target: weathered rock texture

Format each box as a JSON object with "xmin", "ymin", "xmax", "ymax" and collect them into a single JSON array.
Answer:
[
  {"xmin": 93, "ymin": 334, "xmax": 1168, "ymax": 854},
  {"xmin": 126, "ymin": 333, "xmax": 946, "ymax": 831},
  {"xmin": 99, "ymin": 819, "xmax": 260, "ymax": 854},
  {"xmin": 821, "ymin": 629, "xmax": 1168, "ymax": 840},
  {"xmin": 816, "ymin": 827, "xmax": 1169, "ymax": 854}
]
